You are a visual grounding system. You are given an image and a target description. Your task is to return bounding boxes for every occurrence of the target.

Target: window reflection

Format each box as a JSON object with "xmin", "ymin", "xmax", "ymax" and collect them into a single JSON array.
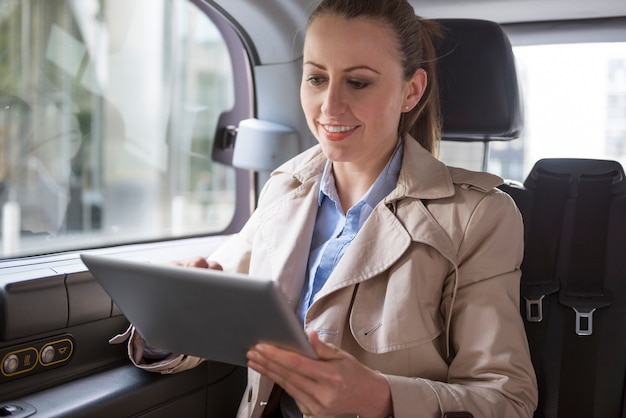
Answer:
[
  {"xmin": 440, "ymin": 42, "xmax": 626, "ymax": 183},
  {"xmin": 0, "ymin": 0, "xmax": 238, "ymax": 257}
]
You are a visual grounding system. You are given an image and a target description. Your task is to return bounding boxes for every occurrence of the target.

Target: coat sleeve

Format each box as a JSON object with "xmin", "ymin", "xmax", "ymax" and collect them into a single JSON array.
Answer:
[
  {"xmin": 387, "ymin": 190, "xmax": 538, "ymax": 418},
  {"xmin": 110, "ymin": 324, "xmax": 205, "ymax": 374}
]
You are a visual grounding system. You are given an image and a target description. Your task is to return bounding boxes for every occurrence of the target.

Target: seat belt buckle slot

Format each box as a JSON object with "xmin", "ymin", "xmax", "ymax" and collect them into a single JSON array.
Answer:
[
  {"xmin": 572, "ymin": 307, "xmax": 596, "ymax": 336},
  {"xmin": 560, "ymin": 290, "xmax": 612, "ymax": 336},
  {"xmin": 521, "ymin": 283, "xmax": 559, "ymax": 323},
  {"xmin": 524, "ymin": 295, "xmax": 545, "ymax": 322}
]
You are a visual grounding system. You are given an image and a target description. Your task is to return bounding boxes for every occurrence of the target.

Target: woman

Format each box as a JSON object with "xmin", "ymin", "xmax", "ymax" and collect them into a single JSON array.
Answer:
[{"xmin": 115, "ymin": 0, "xmax": 538, "ymax": 416}]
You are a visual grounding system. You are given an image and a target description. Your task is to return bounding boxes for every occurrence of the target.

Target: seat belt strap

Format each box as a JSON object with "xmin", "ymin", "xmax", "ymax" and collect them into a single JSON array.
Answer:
[
  {"xmin": 521, "ymin": 168, "xmax": 570, "ymax": 322},
  {"xmin": 557, "ymin": 171, "xmax": 615, "ymax": 418},
  {"xmin": 559, "ymin": 172, "xmax": 614, "ymax": 334},
  {"xmin": 517, "ymin": 168, "xmax": 571, "ymax": 415}
]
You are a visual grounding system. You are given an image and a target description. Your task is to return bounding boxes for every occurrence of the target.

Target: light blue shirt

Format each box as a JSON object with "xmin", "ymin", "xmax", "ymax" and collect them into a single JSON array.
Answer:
[{"xmin": 296, "ymin": 139, "xmax": 404, "ymax": 323}]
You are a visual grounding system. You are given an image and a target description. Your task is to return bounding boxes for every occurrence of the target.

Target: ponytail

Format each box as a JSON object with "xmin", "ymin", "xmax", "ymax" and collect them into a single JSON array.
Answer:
[{"xmin": 403, "ymin": 17, "xmax": 443, "ymax": 155}]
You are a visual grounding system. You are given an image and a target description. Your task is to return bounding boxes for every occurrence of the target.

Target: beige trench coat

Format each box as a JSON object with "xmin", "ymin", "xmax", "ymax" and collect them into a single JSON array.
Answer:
[{"xmin": 120, "ymin": 135, "xmax": 538, "ymax": 418}]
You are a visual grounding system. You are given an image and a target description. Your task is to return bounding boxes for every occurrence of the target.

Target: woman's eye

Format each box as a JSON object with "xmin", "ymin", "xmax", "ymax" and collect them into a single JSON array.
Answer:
[
  {"xmin": 348, "ymin": 80, "xmax": 370, "ymax": 89},
  {"xmin": 306, "ymin": 76, "xmax": 325, "ymax": 86}
]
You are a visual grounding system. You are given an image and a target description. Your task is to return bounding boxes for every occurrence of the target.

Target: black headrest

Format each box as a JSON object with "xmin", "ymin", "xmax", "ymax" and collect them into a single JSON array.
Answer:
[
  {"xmin": 525, "ymin": 158, "xmax": 626, "ymax": 195},
  {"xmin": 435, "ymin": 19, "xmax": 522, "ymax": 142}
]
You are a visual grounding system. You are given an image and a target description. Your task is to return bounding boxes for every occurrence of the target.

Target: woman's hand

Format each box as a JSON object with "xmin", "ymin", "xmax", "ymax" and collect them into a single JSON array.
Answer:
[
  {"xmin": 246, "ymin": 331, "xmax": 393, "ymax": 418},
  {"xmin": 174, "ymin": 257, "xmax": 223, "ymax": 270}
]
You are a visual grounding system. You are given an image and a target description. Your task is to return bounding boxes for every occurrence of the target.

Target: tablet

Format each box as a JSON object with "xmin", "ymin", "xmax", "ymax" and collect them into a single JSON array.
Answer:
[{"xmin": 80, "ymin": 253, "xmax": 316, "ymax": 367}]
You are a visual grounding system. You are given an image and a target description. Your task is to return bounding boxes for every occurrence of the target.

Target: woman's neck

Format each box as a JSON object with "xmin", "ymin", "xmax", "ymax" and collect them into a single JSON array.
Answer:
[{"xmin": 331, "ymin": 141, "xmax": 398, "ymax": 213}]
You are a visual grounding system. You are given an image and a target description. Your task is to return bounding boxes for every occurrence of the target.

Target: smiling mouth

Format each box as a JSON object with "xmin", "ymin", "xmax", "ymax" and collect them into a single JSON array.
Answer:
[{"xmin": 322, "ymin": 124, "xmax": 357, "ymax": 133}]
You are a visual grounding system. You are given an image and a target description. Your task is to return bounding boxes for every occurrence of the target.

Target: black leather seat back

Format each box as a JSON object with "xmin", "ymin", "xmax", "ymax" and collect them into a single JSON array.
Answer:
[{"xmin": 501, "ymin": 159, "xmax": 626, "ymax": 418}]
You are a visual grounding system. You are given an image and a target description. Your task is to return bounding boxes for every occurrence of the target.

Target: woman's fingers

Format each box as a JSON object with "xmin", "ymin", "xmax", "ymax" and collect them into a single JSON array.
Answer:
[
  {"xmin": 172, "ymin": 257, "xmax": 223, "ymax": 270},
  {"xmin": 247, "ymin": 343, "xmax": 316, "ymax": 388},
  {"xmin": 206, "ymin": 260, "xmax": 223, "ymax": 270},
  {"xmin": 247, "ymin": 344, "xmax": 325, "ymax": 411},
  {"xmin": 246, "ymin": 339, "xmax": 354, "ymax": 415},
  {"xmin": 247, "ymin": 334, "xmax": 392, "ymax": 417},
  {"xmin": 307, "ymin": 330, "xmax": 343, "ymax": 360}
]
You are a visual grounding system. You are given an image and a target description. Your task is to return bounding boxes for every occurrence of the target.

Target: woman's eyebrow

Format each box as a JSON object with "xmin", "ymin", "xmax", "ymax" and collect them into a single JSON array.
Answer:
[
  {"xmin": 303, "ymin": 61, "xmax": 381, "ymax": 75},
  {"xmin": 344, "ymin": 65, "xmax": 381, "ymax": 74}
]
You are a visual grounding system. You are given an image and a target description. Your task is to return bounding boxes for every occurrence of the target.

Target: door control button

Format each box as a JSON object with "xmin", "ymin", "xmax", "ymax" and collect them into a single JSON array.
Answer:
[
  {"xmin": 40, "ymin": 346, "xmax": 55, "ymax": 365},
  {"xmin": 2, "ymin": 355, "xmax": 18, "ymax": 375}
]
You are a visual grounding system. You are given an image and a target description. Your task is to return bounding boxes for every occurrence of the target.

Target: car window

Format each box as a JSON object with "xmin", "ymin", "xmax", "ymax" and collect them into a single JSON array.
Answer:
[
  {"xmin": 439, "ymin": 41, "xmax": 626, "ymax": 182},
  {"xmin": 0, "ymin": 0, "xmax": 242, "ymax": 258}
]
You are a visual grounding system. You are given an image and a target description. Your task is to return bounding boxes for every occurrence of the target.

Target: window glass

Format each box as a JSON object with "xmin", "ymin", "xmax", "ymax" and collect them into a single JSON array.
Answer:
[
  {"xmin": 439, "ymin": 42, "xmax": 626, "ymax": 183},
  {"xmin": 0, "ymin": 0, "xmax": 238, "ymax": 258}
]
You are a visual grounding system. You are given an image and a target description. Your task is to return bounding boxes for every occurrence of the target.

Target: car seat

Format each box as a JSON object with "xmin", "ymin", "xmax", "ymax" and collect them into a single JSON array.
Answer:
[{"xmin": 436, "ymin": 18, "xmax": 626, "ymax": 418}]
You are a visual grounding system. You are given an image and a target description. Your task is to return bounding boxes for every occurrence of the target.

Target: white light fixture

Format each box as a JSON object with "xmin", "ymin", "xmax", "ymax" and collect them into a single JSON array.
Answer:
[{"xmin": 232, "ymin": 118, "xmax": 300, "ymax": 172}]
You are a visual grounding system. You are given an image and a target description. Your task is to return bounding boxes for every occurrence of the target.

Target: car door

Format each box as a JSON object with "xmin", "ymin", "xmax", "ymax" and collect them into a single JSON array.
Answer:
[{"xmin": 0, "ymin": 1, "xmax": 255, "ymax": 416}]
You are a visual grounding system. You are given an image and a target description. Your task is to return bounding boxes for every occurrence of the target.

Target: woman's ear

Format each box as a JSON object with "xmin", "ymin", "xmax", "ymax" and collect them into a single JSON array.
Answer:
[{"xmin": 403, "ymin": 68, "xmax": 428, "ymax": 112}]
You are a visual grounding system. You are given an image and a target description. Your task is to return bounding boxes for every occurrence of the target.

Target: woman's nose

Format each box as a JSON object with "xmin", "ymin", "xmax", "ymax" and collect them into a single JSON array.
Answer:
[{"xmin": 321, "ymin": 83, "xmax": 346, "ymax": 117}]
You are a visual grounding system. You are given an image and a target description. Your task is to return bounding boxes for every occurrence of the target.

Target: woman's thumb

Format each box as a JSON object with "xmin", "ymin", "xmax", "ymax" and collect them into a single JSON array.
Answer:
[{"xmin": 308, "ymin": 330, "xmax": 342, "ymax": 360}]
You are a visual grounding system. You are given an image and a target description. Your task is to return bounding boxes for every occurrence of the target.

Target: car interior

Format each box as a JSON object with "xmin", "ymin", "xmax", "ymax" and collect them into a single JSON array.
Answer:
[{"xmin": 1, "ymin": 0, "xmax": 626, "ymax": 417}]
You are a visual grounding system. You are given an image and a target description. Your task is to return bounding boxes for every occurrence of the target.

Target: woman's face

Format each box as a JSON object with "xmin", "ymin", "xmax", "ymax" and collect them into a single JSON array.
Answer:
[{"xmin": 301, "ymin": 14, "xmax": 424, "ymax": 167}]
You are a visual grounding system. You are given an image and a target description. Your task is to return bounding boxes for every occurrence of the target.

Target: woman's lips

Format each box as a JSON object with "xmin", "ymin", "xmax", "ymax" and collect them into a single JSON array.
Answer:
[{"xmin": 320, "ymin": 123, "xmax": 358, "ymax": 141}]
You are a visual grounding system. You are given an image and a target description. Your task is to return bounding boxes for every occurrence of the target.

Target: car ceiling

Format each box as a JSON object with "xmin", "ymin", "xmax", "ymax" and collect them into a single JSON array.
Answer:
[
  {"xmin": 208, "ymin": 0, "xmax": 626, "ymax": 63},
  {"xmin": 412, "ymin": 0, "xmax": 626, "ymax": 23}
]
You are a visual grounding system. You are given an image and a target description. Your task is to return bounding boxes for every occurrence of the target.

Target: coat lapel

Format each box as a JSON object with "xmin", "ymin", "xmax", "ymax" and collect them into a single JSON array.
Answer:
[
  {"xmin": 256, "ymin": 176, "xmax": 320, "ymax": 304},
  {"xmin": 305, "ymin": 138, "xmax": 461, "ymax": 347},
  {"xmin": 316, "ymin": 202, "xmax": 411, "ymax": 294},
  {"xmin": 313, "ymin": 137, "xmax": 460, "ymax": 296}
]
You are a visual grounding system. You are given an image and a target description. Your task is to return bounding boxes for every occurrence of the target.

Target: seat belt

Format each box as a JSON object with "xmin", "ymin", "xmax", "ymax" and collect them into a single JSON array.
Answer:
[
  {"xmin": 521, "ymin": 168, "xmax": 571, "ymax": 323},
  {"xmin": 519, "ymin": 168, "xmax": 571, "ymax": 417},
  {"xmin": 557, "ymin": 171, "xmax": 615, "ymax": 418}
]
